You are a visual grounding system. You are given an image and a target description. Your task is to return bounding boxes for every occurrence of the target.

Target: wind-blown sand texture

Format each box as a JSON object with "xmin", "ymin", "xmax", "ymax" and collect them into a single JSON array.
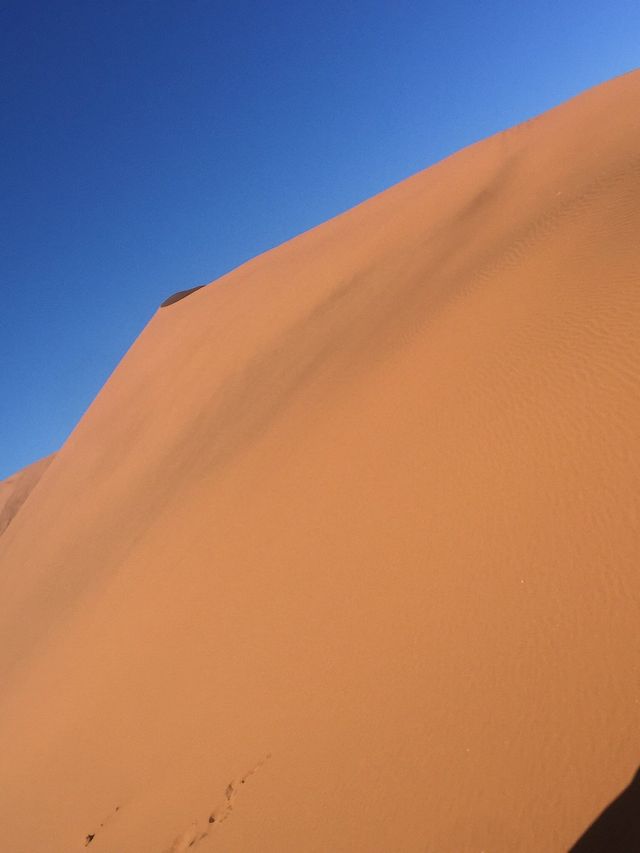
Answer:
[{"xmin": 1, "ymin": 70, "xmax": 639, "ymax": 852}]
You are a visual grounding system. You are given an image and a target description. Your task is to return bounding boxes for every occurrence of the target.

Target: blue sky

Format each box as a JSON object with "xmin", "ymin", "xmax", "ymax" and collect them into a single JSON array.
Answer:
[{"xmin": 1, "ymin": 0, "xmax": 639, "ymax": 478}]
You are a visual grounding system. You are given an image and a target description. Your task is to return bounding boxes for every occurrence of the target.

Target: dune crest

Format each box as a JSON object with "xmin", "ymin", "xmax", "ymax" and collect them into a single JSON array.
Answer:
[
  {"xmin": 1, "ymin": 71, "xmax": 639, "ymax": 852},
  {"xmin": 0, "ymin": 454, "xmax": 55, "ymax": 537}
]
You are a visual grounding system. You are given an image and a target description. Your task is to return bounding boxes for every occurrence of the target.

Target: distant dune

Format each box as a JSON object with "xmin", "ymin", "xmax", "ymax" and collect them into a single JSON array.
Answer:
[
  {"xmin": 0, "ymin": 70, "xmax": 639, "ymax": 852},
  {"xmin": 0, "ymin": 454, "xmax": 54, "ymax": 537}
]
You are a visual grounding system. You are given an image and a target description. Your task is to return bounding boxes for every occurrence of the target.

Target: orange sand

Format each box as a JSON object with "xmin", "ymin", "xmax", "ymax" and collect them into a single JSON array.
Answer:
[
  {"xmin": 0, "ymin": 454, "xmax": 54, "ymax": 537},
  {"xmin": 1, "ymin": 71, "xmax": 639, "ymax": 852}
]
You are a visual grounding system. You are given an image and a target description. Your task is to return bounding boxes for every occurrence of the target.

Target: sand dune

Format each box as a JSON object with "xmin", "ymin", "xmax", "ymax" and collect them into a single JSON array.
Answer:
[
  {"xmin": 0, "ymin": 454, "xmax": 54, "ymax": 537},
  {"xmin": 1, "ymin": 70, "xmax": 639, "ymax": 852}
]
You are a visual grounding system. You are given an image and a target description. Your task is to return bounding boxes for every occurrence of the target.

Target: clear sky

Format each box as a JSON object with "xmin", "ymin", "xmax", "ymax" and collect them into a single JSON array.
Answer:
[{"xmin": 1, "ymin": 0, "xmax": 638, "ymax": 478}]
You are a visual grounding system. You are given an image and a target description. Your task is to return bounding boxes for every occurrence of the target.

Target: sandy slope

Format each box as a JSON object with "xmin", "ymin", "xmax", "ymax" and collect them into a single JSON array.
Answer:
[
  {"xmin": 0, "ymin": 454, "xmax": 54, "ymax": 537},
  {"xmin": 1, "ymin": 70, "xmax": 639, "ymax": 852}
]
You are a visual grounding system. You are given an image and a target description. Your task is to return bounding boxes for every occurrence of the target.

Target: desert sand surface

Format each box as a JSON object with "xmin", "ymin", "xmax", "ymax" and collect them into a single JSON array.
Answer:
[
  {"xmin": 1, "ymin": 70, "xmax": 639, "ymax": 852},
  {"xmin": 0, "ymin": 454, "xmax": 54, "ymax": 537}
]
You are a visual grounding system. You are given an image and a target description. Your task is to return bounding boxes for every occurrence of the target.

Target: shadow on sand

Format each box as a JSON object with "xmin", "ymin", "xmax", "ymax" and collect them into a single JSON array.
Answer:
[
  {"xmin": 568, "ymin": 767, "xmax": 640, "ymax": 851},
  {"xmin": 160, "ymin": 285, "xmax": 205, "ymax": 307}
]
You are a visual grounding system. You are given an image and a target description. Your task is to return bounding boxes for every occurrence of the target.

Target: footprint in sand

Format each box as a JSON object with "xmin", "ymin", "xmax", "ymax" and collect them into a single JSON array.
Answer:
[
  {"xmin": 166, "ymin": 823, "xmax": 208, "ymax": 852},
  {"xmin": 83, "ymin": 805, "xmax": 121, "ymax": 847},
  {"xmin": 207, "ymin": 753, "xmax": 272, "ymax": 826},
  {"xmin": 163, "ymin": 754, "xmax": 273, "ymax": 851}
]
